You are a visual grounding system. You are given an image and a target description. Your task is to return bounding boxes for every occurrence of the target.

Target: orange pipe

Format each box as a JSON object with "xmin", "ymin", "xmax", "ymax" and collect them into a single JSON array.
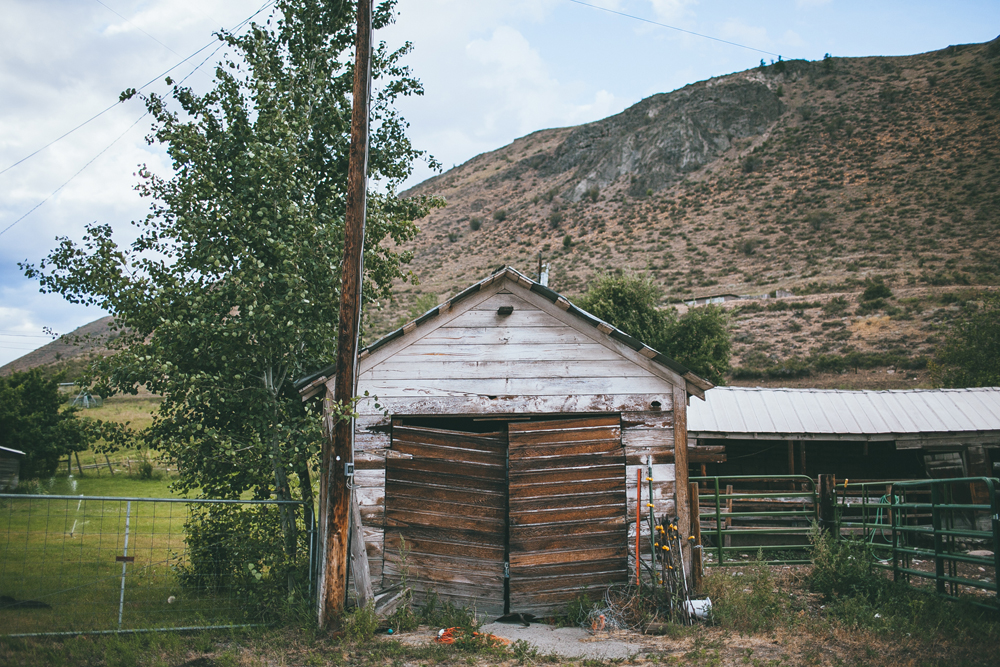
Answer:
[{"xmin": 636, "ymin": 467, "xmax": 641, "ymax": 586}]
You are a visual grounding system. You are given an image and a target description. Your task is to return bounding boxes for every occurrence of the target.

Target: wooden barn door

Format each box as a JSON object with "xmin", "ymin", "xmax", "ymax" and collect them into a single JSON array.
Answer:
[
  {"xmin": 383, "ymin": 425, "xmax": 508, "ymax": 615},
  {"xmin": 507, "ymin": 416, "xmax": 628, "ymax": 615}
]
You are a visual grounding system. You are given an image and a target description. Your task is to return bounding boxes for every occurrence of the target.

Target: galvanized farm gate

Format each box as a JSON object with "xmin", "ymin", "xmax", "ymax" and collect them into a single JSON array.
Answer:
[
  {"xmin": 691, "ymin": 475, "xmax": 818, "ymax": 566},
  {"xmin": 0, "ymin": 494, "xmax": 314, "ymax": 636}
]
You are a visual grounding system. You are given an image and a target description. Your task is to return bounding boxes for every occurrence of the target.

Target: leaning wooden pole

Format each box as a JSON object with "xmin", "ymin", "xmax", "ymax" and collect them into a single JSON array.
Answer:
[
  {"xmin": 672, "ymin": 384, "xmax": 692, "ymax": 590},
  {"xmin": 319, "ymin": 0, "xmax": 373, "ymax": 628}
]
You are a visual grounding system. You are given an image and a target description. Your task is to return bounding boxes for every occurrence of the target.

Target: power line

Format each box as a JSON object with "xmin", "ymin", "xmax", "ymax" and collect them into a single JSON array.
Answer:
[
  {"xmin": 0, "ymin": 113, "xmax": 148, "ymax": 238},
  {"xmin": 565, "ymin": 0, "xmax": 783, "ymax": 58},
  {"xmin": 0, "ymin": 2, "xmax": 258, "ymax": 239},
  {"xmin": 0, "ymin": 1, "xmax": 275, "ymax": 178},
  {"xmin": 93, "ymin": 0, "xmax": 181, "ymax": 57},
  {"xmin": 0, "ymin": 333, "xmax": 57, "ymax": 339}
]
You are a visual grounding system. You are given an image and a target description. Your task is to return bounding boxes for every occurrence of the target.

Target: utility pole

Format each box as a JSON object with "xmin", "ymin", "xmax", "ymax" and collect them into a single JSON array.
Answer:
[{"xmin": 319, "ymin": 0, "xmax": 373, "ymax": 628}]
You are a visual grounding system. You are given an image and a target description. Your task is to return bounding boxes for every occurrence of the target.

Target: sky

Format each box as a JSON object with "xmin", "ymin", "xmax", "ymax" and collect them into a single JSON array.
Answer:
[{"xmin": 1, "ymin": 0, "xmax": 997, "ymax": 367}]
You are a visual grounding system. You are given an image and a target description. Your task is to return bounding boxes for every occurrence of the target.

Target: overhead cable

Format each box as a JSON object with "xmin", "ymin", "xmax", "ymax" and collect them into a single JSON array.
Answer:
[
  {"xmin": 566, "ymin": 0, "xmax": 783, "ymax": 58},
  {"xmin": 0, "ymin": 1, "xmax": 274, "ymax": 178},
  {"xmin": 0, "ymin": 113, "xmax": 148, "ymax": 238}
]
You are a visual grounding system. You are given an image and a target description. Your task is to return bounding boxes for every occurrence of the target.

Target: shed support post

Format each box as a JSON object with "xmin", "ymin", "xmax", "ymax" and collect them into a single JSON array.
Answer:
[
  {"xmin": 672, "ymin": 385, "xmax": 692, "ymax": 589},
  {"xmin": 689, "ymin": 481, "xmax": 702, "ymax": 593}
]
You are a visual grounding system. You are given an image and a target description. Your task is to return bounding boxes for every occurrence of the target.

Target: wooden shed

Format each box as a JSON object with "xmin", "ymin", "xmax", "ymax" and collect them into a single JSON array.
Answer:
[
  {"xmin": 298, "ymin": 267, "xmax": 712, "ymax": 616},
  {"xmin": 0, "ymin": 446, "xmax": 25, "ymax": 491}
]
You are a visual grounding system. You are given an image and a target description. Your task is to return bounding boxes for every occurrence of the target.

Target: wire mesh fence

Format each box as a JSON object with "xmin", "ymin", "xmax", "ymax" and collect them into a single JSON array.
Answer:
[{"xmin": 0, "ymin": 494, "xmax": 314, "ymax": 636}]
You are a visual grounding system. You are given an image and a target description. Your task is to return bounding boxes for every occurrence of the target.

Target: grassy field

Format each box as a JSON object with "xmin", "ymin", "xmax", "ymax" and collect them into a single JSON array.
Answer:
[
  {"xmin": 0, "ymin": 491, "xmax": 256, "ymax": 635},
  {"xmin": 2, "ymin": 392, "xmax": 281, "ymax": 636}
]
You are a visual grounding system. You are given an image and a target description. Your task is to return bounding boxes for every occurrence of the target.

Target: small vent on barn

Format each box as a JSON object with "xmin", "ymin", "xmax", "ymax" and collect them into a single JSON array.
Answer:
[
  {"xmin": 650, "ymin": 400, "xmax": 662, "ymax": 411},
  {"xmin": 497, "ymin": 305, "xmax": 514, "ymax": 316}
]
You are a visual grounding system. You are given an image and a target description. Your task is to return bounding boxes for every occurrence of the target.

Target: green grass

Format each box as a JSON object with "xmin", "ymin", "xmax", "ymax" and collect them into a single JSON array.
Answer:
[
  {"xmin": 34, "ymin": 473, "xmax": 179, "ymax": 499},
  {"xmin": 0, "ymin": 491, "xmax": 251, "ymax": 635},
  {"xmin": 80, "ymin": 395, "xmax": 162, "ymax": 433}
]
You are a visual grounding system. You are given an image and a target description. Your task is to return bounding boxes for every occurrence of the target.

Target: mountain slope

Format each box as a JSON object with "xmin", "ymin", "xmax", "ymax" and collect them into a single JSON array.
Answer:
[{"xmin": 377, "ymin": 37, "xmax": 1000, "ymax": 388}]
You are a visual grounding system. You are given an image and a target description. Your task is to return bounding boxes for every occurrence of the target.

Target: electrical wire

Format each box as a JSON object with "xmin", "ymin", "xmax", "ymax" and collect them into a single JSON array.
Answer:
[
  {"xmin": 565, "ymin": 0, "xmax": 783, "ymax": 58},
  {"xmin": 0, "ymin": 113, "xmax": 148, "ymax": 238},
  {"xmin": 0, "ymin": 3, "xmax": 269, "ymax": 238},
  {"xmin": 0, "ymin": 1, "xmax": 275, "ymax": 178},
  {"xmin": 93, "ymin": 0, "xmax": 182, "ymax": 57}
]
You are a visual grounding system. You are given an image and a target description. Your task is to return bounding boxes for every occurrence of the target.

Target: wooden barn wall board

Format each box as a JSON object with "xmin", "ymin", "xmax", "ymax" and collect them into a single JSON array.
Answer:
[
  {"xmin": 363, "ymin": 359, "xmax": 663, "ymax": 381},
  {"xmin": 354, "ymin": 394, "xmax": 667, "ymax": 416},
  {"xmin": 512, "ymin": 287, "xmax": 688, "ymax": 389},
  {"xmin": 353, "ymin": 284, "xmax": 504, "ymax": 373},
  {"xmin": 412, "ymin": 325, "xmax": 595, "ymax": 347},
  {"xmin": 382, "ymin": 425, "xmax": 507, "ymax": 615},
  {"xmin": 507, "ymin": 416, "xmax": 628, "ymax": 615}
]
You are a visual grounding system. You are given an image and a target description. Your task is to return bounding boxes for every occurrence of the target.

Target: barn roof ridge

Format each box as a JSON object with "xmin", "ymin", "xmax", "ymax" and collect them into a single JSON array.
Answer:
[{"xmin": 295, "ymin": 266, "xmax": 713, "ymax": 397}]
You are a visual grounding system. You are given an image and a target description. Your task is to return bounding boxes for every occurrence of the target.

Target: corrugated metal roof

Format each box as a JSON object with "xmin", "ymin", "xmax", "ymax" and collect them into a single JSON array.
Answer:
[{"xmin": 689, "ymin": 387, "xmax": 1000, "ymax": 440}]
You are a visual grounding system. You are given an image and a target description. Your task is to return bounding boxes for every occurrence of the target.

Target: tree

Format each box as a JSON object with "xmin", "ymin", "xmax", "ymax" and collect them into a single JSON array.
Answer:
[
  {"xmin": 23, "ymin": 0, "xmax": 438, "ymax": 599},
  {"xmin": 575, "ymin": 273, "xmax": 731, "ymax": 385},
  {"xmin": 0, "ymin": 370, "xmax": 94, "ymax": 480},
  {"xmin": 932, "ymin": 292, "xmax": 1000, "ymax": 387}
]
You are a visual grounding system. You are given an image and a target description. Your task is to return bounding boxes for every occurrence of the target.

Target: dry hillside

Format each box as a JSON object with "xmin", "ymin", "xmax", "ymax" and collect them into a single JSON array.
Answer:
[{"xmin": 373, "ymin": 37, "xmax": 1000, "ymax": 389}]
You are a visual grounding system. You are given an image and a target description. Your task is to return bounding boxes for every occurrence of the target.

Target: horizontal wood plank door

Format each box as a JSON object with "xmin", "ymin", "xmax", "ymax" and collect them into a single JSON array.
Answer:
[
  {"xmin": 507, "ymin": 416, "xmax": 628, "ymax": 615},
  {"xmin": 383, "ymin": 425, "xmax": 507, "ymax": 615}
]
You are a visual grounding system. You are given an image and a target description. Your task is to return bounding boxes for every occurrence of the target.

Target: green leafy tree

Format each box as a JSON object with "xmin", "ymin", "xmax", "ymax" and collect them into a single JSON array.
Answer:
[
  {"xmin": 575, "ymin": 273, "xmax": 731, "ymax": 385},
  {"xmin": 0, "ymin": 370, "xmax": 94, "ymax": 480},
  {"xmin": 932, "ymin": 292, "xmax": 1000, "ymax": 387},
  {"xmin": 23, "ymin": 0, "xmax": 439, "ymax": 591}
]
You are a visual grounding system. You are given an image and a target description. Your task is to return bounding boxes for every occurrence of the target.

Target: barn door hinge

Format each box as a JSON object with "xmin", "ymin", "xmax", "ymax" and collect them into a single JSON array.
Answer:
[{"xmin": 504, "ymin": 562, "xmax": 510, "ymax": 579}]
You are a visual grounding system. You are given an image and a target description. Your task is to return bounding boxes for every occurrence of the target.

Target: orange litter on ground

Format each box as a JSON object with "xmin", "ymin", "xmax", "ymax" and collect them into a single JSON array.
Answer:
[{"xmin": 435, "ymin": 627, "xmax": 511, "ymax": 647}]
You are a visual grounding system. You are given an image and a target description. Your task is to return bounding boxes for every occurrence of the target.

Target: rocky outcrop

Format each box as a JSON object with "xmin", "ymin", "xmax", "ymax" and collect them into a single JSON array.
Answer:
[{"xmin": 520, "ymin": 79, "xmax": 783, "ymax": 199}]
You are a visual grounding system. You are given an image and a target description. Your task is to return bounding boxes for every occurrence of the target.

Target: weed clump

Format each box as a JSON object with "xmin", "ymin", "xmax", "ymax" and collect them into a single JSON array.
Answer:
[{"xmin": 702, "ymin": 555, "xmax": 794, "ymax": 633}]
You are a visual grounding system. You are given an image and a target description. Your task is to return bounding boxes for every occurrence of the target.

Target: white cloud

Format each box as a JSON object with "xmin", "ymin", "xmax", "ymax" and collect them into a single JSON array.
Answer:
[
  {"xmin": 465, "ymin": 26, "xmax": 621, "ymax": 137},
  {"xmin": 648, "ymin": 0, "xmax": 699, "ymax": 24}
]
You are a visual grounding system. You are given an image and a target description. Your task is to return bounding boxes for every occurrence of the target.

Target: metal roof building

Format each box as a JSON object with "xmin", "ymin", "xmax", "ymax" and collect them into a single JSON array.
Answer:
[
  {"xmin": 688, "ymin": 387, "xmax": 1000, "ymax": 480},
  {"xmin": 689, "ymin": 387, "xmax": 1000, "ymax": 447}
]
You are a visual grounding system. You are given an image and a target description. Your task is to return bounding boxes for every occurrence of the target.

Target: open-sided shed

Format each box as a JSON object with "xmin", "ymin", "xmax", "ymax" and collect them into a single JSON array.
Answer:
[
  {"xmin": 298, "ymin": 267, "xmax": 711, "ymax": 616},
  {"xmin": 688, "ymin": 387, "xmax": 1000, "ymax": 483}
]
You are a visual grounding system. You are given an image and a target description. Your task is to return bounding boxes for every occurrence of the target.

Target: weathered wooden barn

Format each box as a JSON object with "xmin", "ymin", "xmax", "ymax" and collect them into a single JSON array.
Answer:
[
  {"xmin": 688, "ymin": 387, "xmax": 1000, "ymax": 485},
  {"xmin": 0, "ymin": 446, "xmax": 25, "ymax": 491},
  {"xmin": 298, "ymin": 266, "xmax": 712, "ymax": 616}
]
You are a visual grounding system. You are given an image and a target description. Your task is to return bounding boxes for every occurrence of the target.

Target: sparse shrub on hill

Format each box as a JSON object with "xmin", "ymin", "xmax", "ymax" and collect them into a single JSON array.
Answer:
[{"xmin": 861, "ymin": 276, "xmax": 893, "ymax": 301}]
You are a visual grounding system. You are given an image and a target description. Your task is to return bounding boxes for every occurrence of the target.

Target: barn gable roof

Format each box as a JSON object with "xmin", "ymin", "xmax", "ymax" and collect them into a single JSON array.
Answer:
[{"xmin": 296, "ymin": 266, "xmax": 712, "ymax": 401}]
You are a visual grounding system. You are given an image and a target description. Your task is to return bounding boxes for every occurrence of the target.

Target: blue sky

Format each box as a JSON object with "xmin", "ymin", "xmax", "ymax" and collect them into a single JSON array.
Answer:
[{"xmin": 1, "ymin": 0, "xmax": 997, "ymax": 366}]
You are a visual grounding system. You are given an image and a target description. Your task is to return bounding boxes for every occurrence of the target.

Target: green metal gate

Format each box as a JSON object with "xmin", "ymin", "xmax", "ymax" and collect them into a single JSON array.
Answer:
[
  {"xmin": 692, "ymin": 475, "xmax": 817, "ymax": 566},
  {"xmin": 885, "ymin": 477, "xmax": 999, "ymax": 609}
]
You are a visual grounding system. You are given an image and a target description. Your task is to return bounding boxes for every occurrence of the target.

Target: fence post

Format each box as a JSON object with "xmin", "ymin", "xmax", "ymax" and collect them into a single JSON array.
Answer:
[
  {"xmin": 818, "ymin": 474, "xmax": 838, "ymax": 535},
  {"xmin": 931, "ymin": 483, "xmax": 945, "ymax": 595},
  {"xmin": 689, "ymin": 482, "xmax": 702, "ymax": 592}
]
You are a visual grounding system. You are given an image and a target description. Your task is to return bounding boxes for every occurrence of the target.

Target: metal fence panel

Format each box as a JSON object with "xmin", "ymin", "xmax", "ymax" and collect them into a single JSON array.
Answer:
[
  {"xmin": 0, "ymin": 495, "xmax": 314, "ymax": 636},
  {"xmin": 887, "ymin": 477, "xmax": 998, "ymax": 609},
  {"xmin": 691, "ymin": 475, "xmax": 817, "ymax": 566}
]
